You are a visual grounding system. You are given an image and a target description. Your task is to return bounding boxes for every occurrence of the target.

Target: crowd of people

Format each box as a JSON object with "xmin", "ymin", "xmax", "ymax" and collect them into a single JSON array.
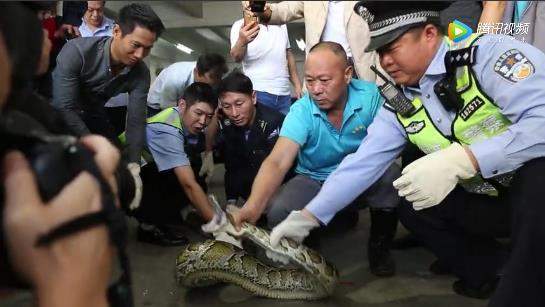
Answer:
[{"xmin": 1, "ymin": 1, "xmax": 545, "ymax": 306}]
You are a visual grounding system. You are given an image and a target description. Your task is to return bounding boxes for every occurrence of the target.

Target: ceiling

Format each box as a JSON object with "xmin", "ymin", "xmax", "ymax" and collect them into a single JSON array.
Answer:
[{"xmin": 104, "ymin": 1, "xmax": 306, "ymax": 64}]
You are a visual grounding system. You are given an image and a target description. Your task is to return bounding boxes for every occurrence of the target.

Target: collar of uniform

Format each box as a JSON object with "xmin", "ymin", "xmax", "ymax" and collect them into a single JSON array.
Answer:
[
  {"xmin": 173, "ymin": 106, "xmax": 189, "ymax": 137},
  {"xmin": 310, "ymin": 80, "xmax": 363, "ymax": 120},
  {"xmin": 248, "ymin": 103, "xmax": 264, "ymax": 132},
  {"xmin": 425, "ymin": 39, "xmax": 449, "ymax": 76}
]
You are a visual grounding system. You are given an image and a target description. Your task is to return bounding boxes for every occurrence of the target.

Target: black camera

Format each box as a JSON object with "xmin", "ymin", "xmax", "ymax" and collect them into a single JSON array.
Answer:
[
  {"xmin": 434, "ymin": 77, "xmax": 464, "ymax": 112},
  {"xmin": 0, "ymin": 110, "xmax": 134, "ymax": 306},
  {"xmin": 64, "ymin": 30, "xmax": 78, "ymax": 41},
  {"xmin": 249, "ymin": 0, "xmax": 266, "ymax": 12}
]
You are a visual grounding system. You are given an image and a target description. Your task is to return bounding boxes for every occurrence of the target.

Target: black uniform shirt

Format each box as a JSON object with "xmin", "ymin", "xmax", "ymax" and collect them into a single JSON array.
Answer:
[{"xmin": 218, "ymin": 103, "xmax": 286, "ymax": 200}]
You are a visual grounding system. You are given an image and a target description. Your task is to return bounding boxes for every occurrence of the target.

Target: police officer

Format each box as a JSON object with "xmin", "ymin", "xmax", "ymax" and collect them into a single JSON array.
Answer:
[
  {"xmin": 125, "ymin": 82, "xmax": 220, "ymax": 246},
  {"xmin": 216, "ymin": 72, "xmax": 290, "ymax": 206},
  {"xmin": 268, "ymin": 2, "xmax": 545, "ymax": 305}
]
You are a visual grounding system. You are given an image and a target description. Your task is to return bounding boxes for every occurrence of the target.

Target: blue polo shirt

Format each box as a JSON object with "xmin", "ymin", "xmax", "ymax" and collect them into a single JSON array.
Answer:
[{"xmin": 280, "ymin": 79, "xmax": 383, "ymax": 181}]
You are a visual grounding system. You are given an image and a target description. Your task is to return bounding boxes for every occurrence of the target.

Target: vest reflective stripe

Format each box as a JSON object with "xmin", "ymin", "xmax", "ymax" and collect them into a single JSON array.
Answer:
[
  {"xmin": 147, "ymin": 107, "xmax": 183, "ymax": 130},
  {"xmin": 118, "ymin": 108, "xmax": 184, "ymax": 164},
  {"xmin": 397, "ymin": 34, "xmax": 513, "ymax": 196}
]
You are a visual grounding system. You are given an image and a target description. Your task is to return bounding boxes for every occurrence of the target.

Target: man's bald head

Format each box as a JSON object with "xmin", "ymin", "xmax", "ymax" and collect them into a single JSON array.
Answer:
[{"xmin": 308, "ymin": 41, "xmax": 349, "ymax": 68}]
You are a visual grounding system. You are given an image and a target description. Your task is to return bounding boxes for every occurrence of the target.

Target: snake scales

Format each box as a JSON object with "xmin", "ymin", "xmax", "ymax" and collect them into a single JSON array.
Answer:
[{"xmin": 176, "ymin": 221, "xmax": 338, "ymax": 300}]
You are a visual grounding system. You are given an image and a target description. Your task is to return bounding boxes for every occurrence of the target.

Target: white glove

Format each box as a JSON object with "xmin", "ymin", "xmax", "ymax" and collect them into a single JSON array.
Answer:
[
  {"xmin": 269, "ymin": 210, "xmax": 320, "ymax": 248},
  {"xmin": 127, "ymin": 162, "xmax": 142, "ymax": 211},
  {"xmin": 201, "ymin": 195, "xmax": 243, "ymax": 248},
  {"xmin": 393, "ymin": 143, "xmax": 477, "ymax": 210},
  {"xmin": 201, "ymin": 195, "xmax": 228, "ymax": 233},
  {"xmin": 201, "ymin": 207, "xmax": 228, "ymax": 233},
  {"xmin": 198, "ymin": 151, "xmax": 215, "ymax": 182}
]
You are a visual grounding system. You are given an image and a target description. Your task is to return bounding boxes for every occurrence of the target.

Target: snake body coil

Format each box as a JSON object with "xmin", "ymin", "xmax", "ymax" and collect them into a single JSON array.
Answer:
[{"xmin": 176, "ymin": 222, "xmax": 338, "ymax": 300}]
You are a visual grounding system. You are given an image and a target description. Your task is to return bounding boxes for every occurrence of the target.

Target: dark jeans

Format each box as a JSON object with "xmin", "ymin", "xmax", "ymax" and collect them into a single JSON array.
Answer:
[
  {"xmin": 255, "ymin": 91, "xmax": 291, "ymax": 115},
  {"xmin": 399, "ymin": 158, "xmax": 545, "ymax": 307}
]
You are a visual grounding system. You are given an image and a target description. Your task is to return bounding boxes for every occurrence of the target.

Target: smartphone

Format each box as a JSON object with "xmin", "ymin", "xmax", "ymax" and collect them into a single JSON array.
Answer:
[
  {"xmin": 249, "ymin": 1, "xmax": 266, "ymax": 12},
  {"xmin": 243, "ymin": 11, "xmax": 258, "ymax": 26}
]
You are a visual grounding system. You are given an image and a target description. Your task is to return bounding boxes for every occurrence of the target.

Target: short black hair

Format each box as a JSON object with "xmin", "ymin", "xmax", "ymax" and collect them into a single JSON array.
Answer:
[
  {"xmin": 183, "ymin": 82, "xmax": 218, "ymax": 110},
  {"xmin": 85, "ymin": 1, "xmax": 107, "ymax": 10},
  {"xmin": 196, "ymin": 53, "xmax": 228, "ymax": 80},
  {"xmin": 118, "ymin": 3, "xmax": 165, "ymax": 37},
  {"xmin": 216, "ymin": 71, "xmax": 253, "ymax": 97}
]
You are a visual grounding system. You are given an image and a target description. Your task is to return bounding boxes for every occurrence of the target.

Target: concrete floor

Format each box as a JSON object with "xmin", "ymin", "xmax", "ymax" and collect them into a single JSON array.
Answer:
[{"xmin": 1, "ymin": 165, "xmax": 488, "ymax": 307}]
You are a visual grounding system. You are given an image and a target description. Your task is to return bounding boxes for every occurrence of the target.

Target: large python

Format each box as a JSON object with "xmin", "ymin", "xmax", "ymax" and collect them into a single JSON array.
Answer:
[{"xmin": 176, "ymin": 220, "xmax": 338, "ymax": 300}]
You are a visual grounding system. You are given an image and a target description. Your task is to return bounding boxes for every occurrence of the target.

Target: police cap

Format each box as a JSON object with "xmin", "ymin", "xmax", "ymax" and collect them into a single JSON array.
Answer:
[{"xmin": 354, "ymin": 1, "xmax": 452, "ymax": 52}]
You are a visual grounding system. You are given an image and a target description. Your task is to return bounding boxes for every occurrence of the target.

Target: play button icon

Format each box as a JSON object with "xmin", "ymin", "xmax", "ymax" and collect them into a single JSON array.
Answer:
[{"xmin": 448, "ymin": 19, "xmax": 473, "ymax": 43}]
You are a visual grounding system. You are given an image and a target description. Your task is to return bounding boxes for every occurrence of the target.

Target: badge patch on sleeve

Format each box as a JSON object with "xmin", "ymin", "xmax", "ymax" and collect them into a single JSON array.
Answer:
[
  {"xmin": 494, "ymin": 49, "xmax": 535, "ymax": 83},
  {"xmin": 405, "ymin": 121, "xmax": 425, "ymax": 134}
]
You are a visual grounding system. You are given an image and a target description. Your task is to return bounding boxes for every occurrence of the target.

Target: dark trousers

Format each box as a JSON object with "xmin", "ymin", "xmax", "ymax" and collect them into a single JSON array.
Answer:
[
  {"xmin": 133, "ymin": 163, "xmax": 207, "ymax": 226},
  {"xmin": 399, "ymin": 158, "xmax": 545, "ymax": 307},
  {"xmin": 105, "ymin": 106, "xmax": 127, "ymax": 136},
  {"xmin": 82, "ymin": 109, "xmax": 129, "ymax": 162},
  {"xmin": 489, "ymin": 158, "xmax": 545, "ymax": 307},
  {"xmin": 82, "ymin": 110, "xmax": 120, "ymax": 146},
  {"xmin": 147, "ymin": 106, "xmax": 161, "ymax": 118}
]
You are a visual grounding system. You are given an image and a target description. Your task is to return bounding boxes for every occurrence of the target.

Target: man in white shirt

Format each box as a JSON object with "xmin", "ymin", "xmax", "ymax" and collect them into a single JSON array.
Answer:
[
  {"xmin": 146, "ymin": 53, "xmax": 228, "ymax": 116},
  {"xmin": 321, "ymin": 1, "xmax": 353, "ymax": 60},
  {"xmin": 230, "ymin": 19, "xmax": 302, "ymax": 114},
  {"xmin": 245, "ymin": 1, "xmax": 383, "ymax": 82}
]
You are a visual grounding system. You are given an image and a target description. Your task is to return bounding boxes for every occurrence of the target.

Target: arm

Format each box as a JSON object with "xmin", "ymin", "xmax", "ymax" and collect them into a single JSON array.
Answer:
[
  {"xmin": 306, "ymin": 108, "xmax": 407, "ymax": 224},
  {"xmin": 147, "ymin": 66, "xmax": 184, "ymax": 110},
  {"xmin": 146, "ymin": 125, "xmax": 214, "ymax": 221},
  {"xmin": 204, "ymin": 110, "xmax": 220, "ymax": 152},
  {"xmin": 469, "ymin": 38, "xmax": 545, "ymax": 178},
  {"xmin": 199, "ymin": 111, "xmax": 220, "ymax": 181},
  {"xmin": 124, "ymin": 66, "xmax": 150, "ymax": 163},
  {"xmin": 51, "ymin": 42, "xmax": 89, "ymax": 136},
  {"xmin": 174, "ymin": 166, "xmax": 215, "ymax": 221},
  {"xmin": 265, "ymin": 2, "xmax": 305, "ymax": 25},
  {"xmin": 287, "ymin": 48, "xmax": 303, "ymax": 98},
  {"xmin": 235, "ymin": 137, "xmax": 300, "ymax": 225},
  {"xmin": 479, "ymin": 1, "xmax": 507, "ymax": 24},
  {"xmin": 230, "ymin": 21, "xmax": 260, "ymax": 62},
  {"xmin": 241, "ymin": 1, "xmax": 304, "ymax": 24}
]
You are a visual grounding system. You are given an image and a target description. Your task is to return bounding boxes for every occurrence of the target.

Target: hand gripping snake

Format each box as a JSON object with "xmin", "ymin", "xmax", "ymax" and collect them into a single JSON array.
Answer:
[{"xmin": 175, "ymin": 198, "xmax": 338, "ymax": 300}]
